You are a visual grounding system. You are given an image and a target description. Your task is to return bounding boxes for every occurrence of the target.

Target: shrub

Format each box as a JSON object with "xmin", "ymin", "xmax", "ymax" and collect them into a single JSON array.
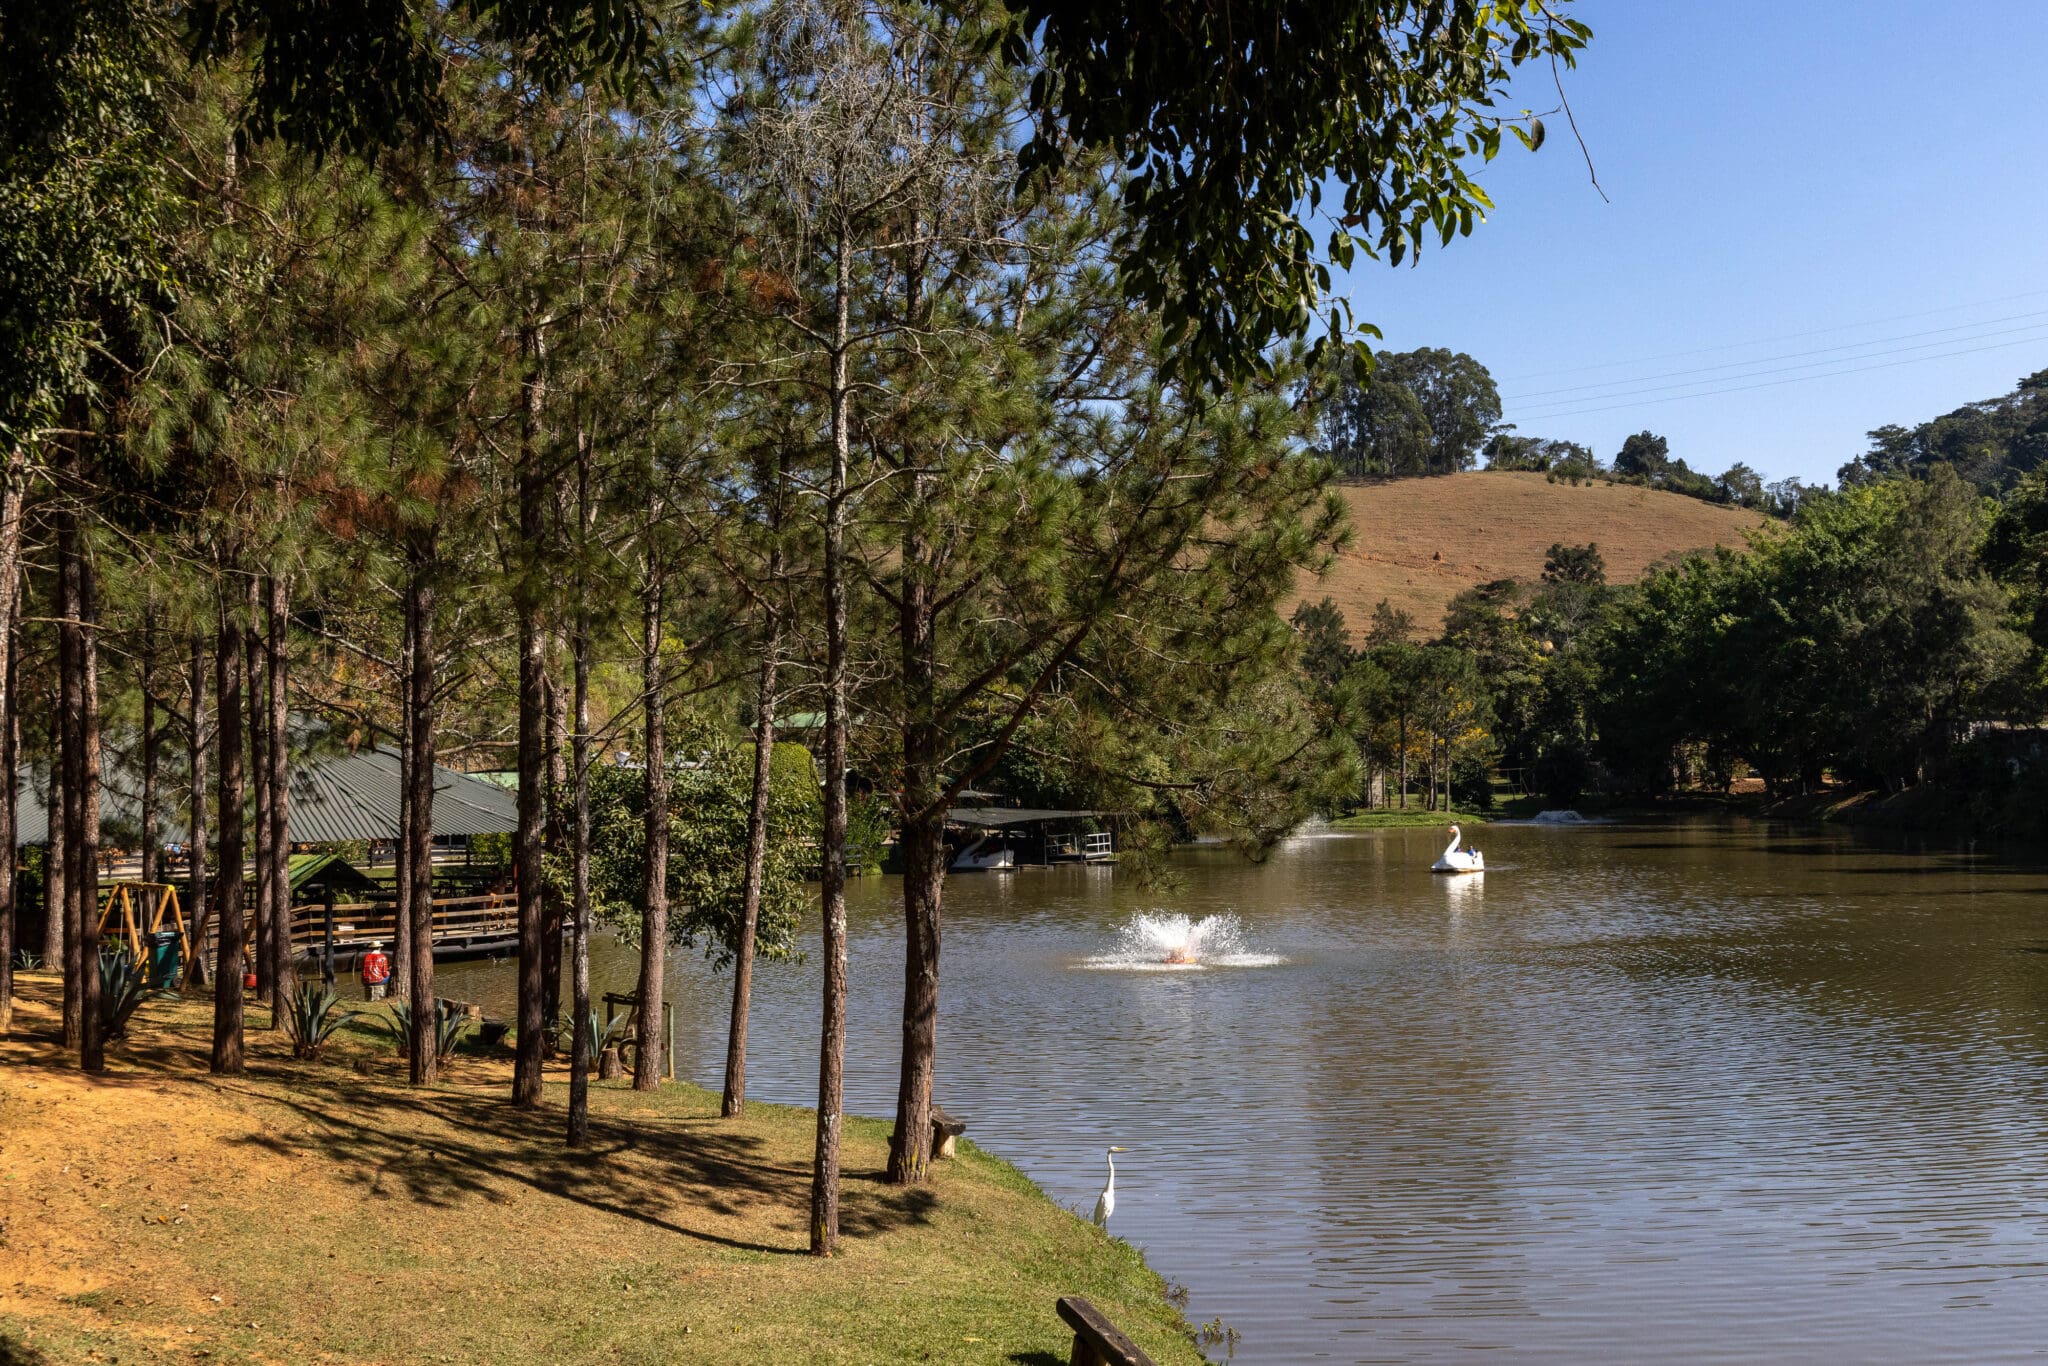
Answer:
[
  {"xmin": 97, "ymin": 948, "xmax": 161, "ymax": 1042},
  {"xmin": 379, "ymin": 1000, "xmax": 470, "ymax": 1060},
  {"xmin": 281, "ymin": 982, "xmax": 361, "ymax": 1060}
]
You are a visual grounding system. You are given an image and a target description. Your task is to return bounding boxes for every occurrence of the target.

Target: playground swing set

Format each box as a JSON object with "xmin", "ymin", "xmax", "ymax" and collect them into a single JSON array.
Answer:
[{"xmin": 93, "ymin": 881, "xmax": 194, "ymax": 984}]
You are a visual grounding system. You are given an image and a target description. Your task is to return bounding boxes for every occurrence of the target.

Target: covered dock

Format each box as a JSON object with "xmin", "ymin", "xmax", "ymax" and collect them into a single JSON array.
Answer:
[{"xmin": 945, "ymin": 803, "xmax": 1116, "ymax": 870}]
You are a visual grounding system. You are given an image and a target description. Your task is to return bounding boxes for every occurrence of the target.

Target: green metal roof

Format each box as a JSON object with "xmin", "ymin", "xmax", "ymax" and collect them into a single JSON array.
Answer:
[{"xmin": 15, "ymin": 745, "xmax": 518, "ymax": 847}]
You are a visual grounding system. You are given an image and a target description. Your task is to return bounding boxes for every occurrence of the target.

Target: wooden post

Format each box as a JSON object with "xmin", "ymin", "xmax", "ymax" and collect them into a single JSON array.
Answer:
[{"xmin": 322, "ymin": 885, "xmax": 337, "ymax": 988}]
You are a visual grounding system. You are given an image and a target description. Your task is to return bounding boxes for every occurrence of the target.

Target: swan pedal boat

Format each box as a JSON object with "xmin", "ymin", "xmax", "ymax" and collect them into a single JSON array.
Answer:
[{"xmin": 1430, "ymin": 824, "xmax": 1485, "ymax": 874}]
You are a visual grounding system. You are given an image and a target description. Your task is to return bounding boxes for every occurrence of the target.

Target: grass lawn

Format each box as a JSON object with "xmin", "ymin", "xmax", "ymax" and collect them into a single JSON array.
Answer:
[
  {"xmin": 0, "ymin": 976, "xmax": 1198, "ymax": 1364},
  {"xmin": 1329, "ymin": 808, "xmax": 1493, "ymax": 830}
]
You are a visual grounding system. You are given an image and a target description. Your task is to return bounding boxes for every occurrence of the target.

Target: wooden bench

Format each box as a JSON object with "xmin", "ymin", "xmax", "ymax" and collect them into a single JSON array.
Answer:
[{"xmin": 1056, "ymin": 1296, "xmax": 1156, "ymax": 1366}]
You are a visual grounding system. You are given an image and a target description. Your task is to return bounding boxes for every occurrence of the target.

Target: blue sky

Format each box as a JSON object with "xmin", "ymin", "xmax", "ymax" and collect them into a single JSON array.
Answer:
[{"xmin": 1330, "ymin": 1, "xmax": 2048, "ymax": 488}]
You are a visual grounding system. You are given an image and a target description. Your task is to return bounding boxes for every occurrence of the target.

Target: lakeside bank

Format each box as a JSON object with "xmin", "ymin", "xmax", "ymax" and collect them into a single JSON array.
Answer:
[{"xmin": 0, "ymin": 977, "xmax": 1198, "ymax": 1364}]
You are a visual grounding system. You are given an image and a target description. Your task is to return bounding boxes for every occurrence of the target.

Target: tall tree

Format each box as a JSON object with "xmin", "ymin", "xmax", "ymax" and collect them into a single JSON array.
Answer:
[
  {"xmin": 184, "ymin": 633, "xmax": 210, "ymax": 989},
  {"xmin": 210, "ymin": 584, "xmax": 246, "ymax": 1074},
  {"xmin": 266, "ymin": 572, "xmax": 293, "ymax": 1001},
  {"xmin": 0, "ymin": 452, "xmax": 21, "ymax": 1034}
]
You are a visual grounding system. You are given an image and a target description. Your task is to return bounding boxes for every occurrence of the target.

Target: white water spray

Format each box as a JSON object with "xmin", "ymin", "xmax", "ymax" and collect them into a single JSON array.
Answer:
[{"xmin": 1079, "ymin": 912, "xmax": 1282, "ymax": 971}]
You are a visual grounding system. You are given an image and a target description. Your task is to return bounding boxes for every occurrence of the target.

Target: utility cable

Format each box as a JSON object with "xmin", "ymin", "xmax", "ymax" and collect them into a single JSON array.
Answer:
[
  {"xmin": 1508, "ymin": 332, "xmax": 2048, "ymax": 422},
  {"xmin": 1494, "ymin": 285, "xmax": 2048, "ymax": 382},
  {"xmin": 1503, "ymin": 308, "xmax": 2048, "ymax": 403}
]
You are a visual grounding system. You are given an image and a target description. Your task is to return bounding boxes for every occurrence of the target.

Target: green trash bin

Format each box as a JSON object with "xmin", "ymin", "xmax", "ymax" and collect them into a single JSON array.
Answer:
[{"xmin": 146, "ymin": 930, "xmax": 183, "ymax": 989}]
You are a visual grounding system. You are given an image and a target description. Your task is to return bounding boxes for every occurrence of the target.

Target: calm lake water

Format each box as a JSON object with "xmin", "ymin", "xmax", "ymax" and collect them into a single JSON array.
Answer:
[{"xmin": 439, "ymin": 818, "xmax": 2048, "ymax": 1362}]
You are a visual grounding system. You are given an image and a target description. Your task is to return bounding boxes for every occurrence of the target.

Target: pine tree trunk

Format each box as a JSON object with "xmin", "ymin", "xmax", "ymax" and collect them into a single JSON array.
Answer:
[
  {"xmin": 811, "ymin": 230, "xmax": 853, "ymax": 1257},
  {"xmin": 405, "ymin": 563, "xmax": 438, "ymax": 1086},
  {"xmin": 139, "ymin": 608, "xmax": 157, "ymax": 887},
  {"xmin": 512, "ymin": 331, "xmax": 548, "ymax": 1108},
  {"xmin": 633, "ymin": 571, "xmax": 667, "ymax": 1092},
  {"xmin": 43, "ymin": 753, "xmax": 65, "ymax": 973},
  {"xmin": 268, "ymin": 574, "xmax": 293, "ymax": 1001},
  {"xmin": 1398, "ymin": 710, "xmax": 1409, "ymax": 810},
  {"xmin": 392, "ymin": 593, "xmax": 414, "ymax": 1006},
  {"xmin": 542, "ymin": 647, "xmax": 567, "ymax": 1038},
  {"xmin": 184, "ymin": 635, "xmax": 210, "ymax": 990},
  {"xmin": 58, "ymin": 497, "xmax": 84, "ymax": 1052},
  {"xmin": 889, "ymin": 813, "xmax": 942, "ymax": 1184},
  {"xmin": 211, "ymin": 593, "xmax": 245, "ymax": 1074},
  {"xmin": 77, "ymin": 549, "xmax": 102, "ymax": 1073},
  {"xmin": 888, "ymin": 521, "xmax": 940, "ymax": 1186},
  {"xmin": 566, "ymin": 598, "xmax": 592, "ymax": 1144},
  {"xmin": 722, "ymin": 615, "xmax": 779, "ymax": 1118},
  {"xmin": 246, "ymin": 594, "xmax": 272, "ymax": 1011},
  {"xmin": 0, "ymin": 451, "xmax": 21, "ymax": 1035}
]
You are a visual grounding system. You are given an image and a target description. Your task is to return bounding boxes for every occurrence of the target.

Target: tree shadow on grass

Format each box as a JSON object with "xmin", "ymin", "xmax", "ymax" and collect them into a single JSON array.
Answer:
[
  {"xmin": 222, "ymin": 1074, "xmax": 936, "ymax": 1254},
  {"xmin": 0, "ymin": 1331, "xmax": 51, "ymax": 1366}
]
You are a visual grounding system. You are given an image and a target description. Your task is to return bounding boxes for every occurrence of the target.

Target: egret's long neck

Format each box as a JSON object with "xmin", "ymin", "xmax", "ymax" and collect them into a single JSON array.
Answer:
[{"xmin": 1105, "ymin": 1152, "xmax": 1116, "ymax": 1186}]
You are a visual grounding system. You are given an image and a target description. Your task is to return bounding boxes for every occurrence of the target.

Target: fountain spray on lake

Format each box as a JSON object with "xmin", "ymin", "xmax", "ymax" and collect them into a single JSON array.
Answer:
[{"xmin": 1081, "ymin": 912, "xmax": 1283, "ymax": 970}]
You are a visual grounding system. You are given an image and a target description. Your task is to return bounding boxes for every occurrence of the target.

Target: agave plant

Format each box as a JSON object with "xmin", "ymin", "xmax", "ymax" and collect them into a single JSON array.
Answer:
[
  {"xmin": 97, "ymin": 948, "xmax": 161, "ymax": 1043},
  {"xmin": 12, "ymin": 948, "xmax": 41, "ymax": 972},
  {"xmin": 379, "ymin": 1000, "xmax": 470, "ymax": 1060},
  {"xmin": 560, "ymin": 1008, "xmax": 631, "ymax": 1066},
  {"xmin": 281, "ymin": 982, "xmax": 360, "ymax": 1060}
]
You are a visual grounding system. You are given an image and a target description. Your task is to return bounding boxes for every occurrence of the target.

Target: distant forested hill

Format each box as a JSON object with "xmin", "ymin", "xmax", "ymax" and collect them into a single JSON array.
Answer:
[{"xmin": 1839, "ymin": 369, "xmax": 2048, "ymax": 493}]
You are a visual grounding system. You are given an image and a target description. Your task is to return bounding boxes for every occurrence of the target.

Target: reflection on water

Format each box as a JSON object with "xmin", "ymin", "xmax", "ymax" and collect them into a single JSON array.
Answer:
[{"xmin": 437, "ymin": 818, "xmax": 2048, "ymax": 1363}]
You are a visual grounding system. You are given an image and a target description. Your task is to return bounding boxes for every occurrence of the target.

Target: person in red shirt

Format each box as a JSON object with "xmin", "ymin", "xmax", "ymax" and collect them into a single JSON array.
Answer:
[{"xmin": 360, "ymin": 942, "xmax": 392, "ymax": 1001}]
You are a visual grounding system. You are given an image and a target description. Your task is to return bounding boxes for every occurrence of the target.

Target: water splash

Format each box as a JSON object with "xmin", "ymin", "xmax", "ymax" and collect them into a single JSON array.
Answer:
[{"xmin": 1079, "ymin": 912, "xmax": 1283, "ymax": 971}]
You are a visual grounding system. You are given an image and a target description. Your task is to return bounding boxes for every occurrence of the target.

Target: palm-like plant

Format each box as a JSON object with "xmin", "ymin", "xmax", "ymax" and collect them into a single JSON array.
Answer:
[
  {"xmin": 379, "ymin": 1000, "xmax": 470, "ymax": 1060},
  {"xmin": 98, "ymin": 949, "xmax": 161, "ymax": 1042},
  {"xmin": 281, "ymin": 982, "xmax": 360, "ymax": 1060},
  {"xmin": 560, "ymin": 1008, "xmax": 631, "ymax": 1066}
]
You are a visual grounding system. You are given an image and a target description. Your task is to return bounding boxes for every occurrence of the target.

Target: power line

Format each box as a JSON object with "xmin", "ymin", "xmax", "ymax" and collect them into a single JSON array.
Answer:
[
  {"xmin": 1509, "ymin": 333, "xmax": 2048, "ymax": 423},
  {"xmin": 1494, "ymin": 286, "xmax": 2048, "ymax": 383},
  {"xmin": 1510, "ymin": 320, "xmax": 2048, "ymax": 416},
  {"xmin": 1502, "ymin": 308, "xmax": 2048, "ymax": 403}
]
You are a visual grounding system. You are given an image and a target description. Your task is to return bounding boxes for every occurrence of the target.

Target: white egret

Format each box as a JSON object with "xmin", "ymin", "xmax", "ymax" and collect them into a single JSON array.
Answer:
[{"xmin": 1092, "ymin": 1146, "xmax": 1128, "ymax": 1228}]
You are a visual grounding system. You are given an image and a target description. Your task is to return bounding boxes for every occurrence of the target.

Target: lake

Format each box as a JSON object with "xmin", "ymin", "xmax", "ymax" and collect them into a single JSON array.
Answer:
[{"xmin": 438, "ymin": 817, "xmax": 2048, "ymax": 1362}]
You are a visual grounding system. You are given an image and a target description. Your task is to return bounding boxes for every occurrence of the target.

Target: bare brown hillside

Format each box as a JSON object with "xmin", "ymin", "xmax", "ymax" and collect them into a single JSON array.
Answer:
[{"xmin": 1298, "ymin": 471, "xmax": 1771, "ymax": 634}]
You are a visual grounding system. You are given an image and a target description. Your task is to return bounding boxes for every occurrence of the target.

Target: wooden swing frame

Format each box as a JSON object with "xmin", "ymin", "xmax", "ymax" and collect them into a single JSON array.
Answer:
[{"xmin": 94, "ymin": 881, "xmax": 192, "ymax": 967}]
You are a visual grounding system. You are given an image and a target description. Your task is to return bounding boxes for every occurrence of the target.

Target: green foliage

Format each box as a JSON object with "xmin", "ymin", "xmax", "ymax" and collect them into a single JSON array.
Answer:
[
  {"xmin": 378, "ymin": 1000, "xmax": 470, "ymax": 1060},
  {"xmin": 1484, "ymin": 433, "xmax": 1592, "ymax": 476},
  {"xmin": 1290, "ymin": 597, "xmax": 1353, "ymax": 694},
  {"xmin": 1613, "ymin": 431, "xmax": 1669, "ymax": 479},
  {"xmin": 1596, "ymin": 467, "xmax": 2027, "ymax": 794},
  {"xmin": 581, "ymin": 728, "xmax": 817, "ymax": 969},
  {"xmin": 96, "ymin": 947, "xmax": 162, "ymax": 1043},
  {"xmin": 561, "ymin": 1008, "xmax": 631, "ymax": 1058},
  {"xmin": 1317, "ymin": 347, "xmax": 1502, "ymax": 477},
  {"xmin": 0, "ymin": 0, "xmax": 178, "ymax": 450},
  {"xmin": 281, "ymin": 982, "xmax": 361, "ymax": 1061},
  {"xmin": 843, "ymin": 794, "xmax": 891, "ymax": 877},
  {"xmin": 1005, "ymin": 0, "xmax": 1591, "ymax": 388},
  {"xmin": 12, "ymin": 949, "xmax": 41, "ymax": 973},
  {"xmin": 1840, "ymin": 369, "xmax": 2048, "ymax": 494},
  {"xmin": 1542, "ymin": 542, "xmax": 1606, "ymax": 586},
  {"xmin": 182, "ymin": 0, "xmax": 656, "ymax": 156}
]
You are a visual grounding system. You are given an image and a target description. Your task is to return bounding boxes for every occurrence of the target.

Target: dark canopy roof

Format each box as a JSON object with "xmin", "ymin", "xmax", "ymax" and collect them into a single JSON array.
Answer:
[
  {"xmin": 16, "ymin": 745, "xmax": 517, "ymax": 847},
  {"xmin": 947, "ymin": 806, "xmax": 1101, "ymax": 829}
]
